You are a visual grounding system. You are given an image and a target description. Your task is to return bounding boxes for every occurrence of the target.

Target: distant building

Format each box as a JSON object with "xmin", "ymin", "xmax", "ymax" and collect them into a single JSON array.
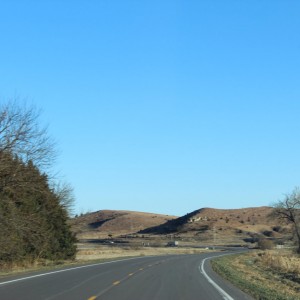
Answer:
[{"xmin": 167, "ymin": 241, "xmax": 179, "ymax": 247}]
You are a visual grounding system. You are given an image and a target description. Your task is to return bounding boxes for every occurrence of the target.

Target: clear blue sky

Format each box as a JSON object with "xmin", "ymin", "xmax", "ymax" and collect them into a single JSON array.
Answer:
[{"xmin": 1, "ymin": 1, "xmax": 299, "ymax": 216}]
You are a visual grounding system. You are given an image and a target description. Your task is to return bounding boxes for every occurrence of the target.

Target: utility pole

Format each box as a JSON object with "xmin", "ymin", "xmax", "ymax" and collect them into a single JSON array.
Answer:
[{"xmin": 213, "ymin": 226, "xmax": 216, "ymax": 250}]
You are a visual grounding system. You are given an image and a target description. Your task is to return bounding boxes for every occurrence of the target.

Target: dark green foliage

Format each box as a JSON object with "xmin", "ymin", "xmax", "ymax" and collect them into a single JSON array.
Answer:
[
  {"xmin": 0, "ymin": 100, "xmax": 76, "ymax": 267},
  {"xmin": 0, "ymin": 153, "xmax": 76, "ymax": 265}
]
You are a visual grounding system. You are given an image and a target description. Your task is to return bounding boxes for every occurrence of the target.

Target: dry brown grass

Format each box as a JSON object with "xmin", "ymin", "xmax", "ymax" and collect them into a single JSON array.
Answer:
[
  {"xmin": 71, "ymin": 209, "xmax": 177, "ymax": 237},
  {"xmin": 0, "ymin": 258, "xmax": 77, "ymax": 278},
  {"xmin": 71, "ymin": 207, "xmax": 292, "ymax": 247},
  {"xmin": 256, "ymin": 250, "xmax": 300, "ymax": 275},
  {"xmin": 76, "ymin": 245, "xmax": 209, "ymax": 261},
  {"xmin": 212, "ymin": 249, "xmax": 300, "ymax": 300}
]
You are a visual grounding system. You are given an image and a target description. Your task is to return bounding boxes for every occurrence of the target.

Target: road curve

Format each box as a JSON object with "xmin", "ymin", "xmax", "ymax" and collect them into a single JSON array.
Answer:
[{"xmin": 0, "ymin": 252, "xmax": 253, "ymax": 300}]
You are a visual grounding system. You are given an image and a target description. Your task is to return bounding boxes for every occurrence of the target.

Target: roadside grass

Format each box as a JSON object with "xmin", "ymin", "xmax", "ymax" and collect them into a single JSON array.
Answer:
[
  {"xmin": 211, "ymin": 250, "xmax": 300, "ymax": 300},
  {"xmin": 0, "ymin": 259, "xmax": 79, "ymax": 278},
  {"xmin": 0, "ymin": 256, "xmax": 139, "ymax": 279},
  {"xmin": 0, "ymin": 245, "xmax": 209, "ymax": 278},
  {"xmin": 76, "ymin": 244, "xmax": 208, "ymax": 260}
]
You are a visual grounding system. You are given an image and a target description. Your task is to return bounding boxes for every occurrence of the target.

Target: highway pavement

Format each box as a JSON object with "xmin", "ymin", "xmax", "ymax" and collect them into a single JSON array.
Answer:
[{"xmin": 0, "ymin": 251, "xmax": 253, "ymax": 300}]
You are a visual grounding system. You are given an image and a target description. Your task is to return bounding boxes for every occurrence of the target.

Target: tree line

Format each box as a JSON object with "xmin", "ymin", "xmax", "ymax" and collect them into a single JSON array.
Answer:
[{"xmin": 0, "ymin": 100, "xmax": 76, "ymax": 267}]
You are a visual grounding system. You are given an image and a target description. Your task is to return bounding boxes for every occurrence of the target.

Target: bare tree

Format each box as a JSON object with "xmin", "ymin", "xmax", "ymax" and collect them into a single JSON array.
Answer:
[
  {"xmin": 52, "ymin": 181, "xmax": 75, "ymax": 216},
  {"xmin": 273, "ymin": 187, "xmax": 300, "ymax": 253},
  {"xmin": 0, "ymin": 100, "xmax": 75, "ymax": 209},
  {"xmin": 0, "ymin": 100, "xmax": 56, "ymax": 169}
]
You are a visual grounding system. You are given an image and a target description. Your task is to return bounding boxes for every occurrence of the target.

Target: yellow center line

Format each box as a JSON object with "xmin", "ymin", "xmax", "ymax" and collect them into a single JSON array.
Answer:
[{"xmin": 89, "ymin": 265, "xmax": 150, "ymax": 299}]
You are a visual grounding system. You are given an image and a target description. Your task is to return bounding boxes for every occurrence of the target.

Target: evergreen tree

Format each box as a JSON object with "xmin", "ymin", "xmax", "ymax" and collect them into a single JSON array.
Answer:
[{"xmin": 0, "ymin": 101, "xmax": 76, "ymax": 266}]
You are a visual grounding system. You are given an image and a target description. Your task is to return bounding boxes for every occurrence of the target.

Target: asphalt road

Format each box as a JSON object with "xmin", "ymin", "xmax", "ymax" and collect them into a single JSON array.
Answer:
[{"xmin": 0, "ymin": 252, "xmax": 253, "ymax": 300}]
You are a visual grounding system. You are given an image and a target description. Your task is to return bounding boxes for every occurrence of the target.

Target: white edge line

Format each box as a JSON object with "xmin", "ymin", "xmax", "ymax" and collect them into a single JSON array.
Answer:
[
  {"xmin": 0, "ymin": 256, "xmax": 143, "ymax": 286},
  {"xmin": 199, "ymin": 254, "xmax": 235, "ymax": 300}
]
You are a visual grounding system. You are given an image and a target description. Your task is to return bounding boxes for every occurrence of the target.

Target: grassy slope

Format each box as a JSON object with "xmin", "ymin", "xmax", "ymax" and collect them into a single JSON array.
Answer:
[{"xmin": 211, "ymin": 251, "xmax": 300, "ymax": 300}]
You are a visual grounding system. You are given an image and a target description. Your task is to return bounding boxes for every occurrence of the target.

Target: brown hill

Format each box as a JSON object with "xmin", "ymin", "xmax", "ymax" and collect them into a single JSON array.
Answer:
[
  {"xmin": 71, "ymin": 207, "xmax": 291, "ymax": 246},
  {"xmin": 140, "ymin": 206, "xmax": 290, "ymax": 244},
  {"xmin": 71, "ymin": 210, "xmax": 177, "ymax": 239},
  {"xmin": 141, "ymin": 206, "xmax": 275, "ymax": 233}
]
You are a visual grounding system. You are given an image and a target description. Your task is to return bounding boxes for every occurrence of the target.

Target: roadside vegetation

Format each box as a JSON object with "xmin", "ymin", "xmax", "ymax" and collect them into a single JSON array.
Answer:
[
  {"xmin": 0, "ymin": 100, "xmax": 76, "ymax": 270},
  {"xmin": 76, "ymin": 244, "xmax": 208, "ymax": 261},
  {"xmin": 272, "ymin": 187, "xmax": 300, "ymax": 254},
  {"xmin": 211, "ymin": 249, "xmax": 300, "ymax": 300}
]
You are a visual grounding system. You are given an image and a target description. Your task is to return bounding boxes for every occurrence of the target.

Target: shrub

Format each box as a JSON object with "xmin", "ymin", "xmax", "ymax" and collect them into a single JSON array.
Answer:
[
  {"xmin": 272, "ymin": 226, "xmax": 282, "ymax": 233},
  {"xmin": 262, "ymin": 230, "xmax": 275, "ymax": 237},
  {"xmin": 257, "ymin": 238, "xmax": 274, "ymax": 250}
]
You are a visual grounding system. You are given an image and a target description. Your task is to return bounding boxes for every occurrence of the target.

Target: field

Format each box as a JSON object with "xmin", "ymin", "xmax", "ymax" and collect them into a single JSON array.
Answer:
[
  {"xmin": 76, "ymin": 244, "xmax": 209, "ymax": 260},
  {"xmin": 76, "ymin": 236, "xmax": 213, "ymax": 261},
  {"xmin": 211, "ymin": 249, "xmax": 300, "ymax": 300}
]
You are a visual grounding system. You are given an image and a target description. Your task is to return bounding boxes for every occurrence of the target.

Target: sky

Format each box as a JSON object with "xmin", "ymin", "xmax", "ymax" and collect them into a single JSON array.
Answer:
[{"xmin": 0, "ymin": 0, "xmax": 300, "ymax": 216}]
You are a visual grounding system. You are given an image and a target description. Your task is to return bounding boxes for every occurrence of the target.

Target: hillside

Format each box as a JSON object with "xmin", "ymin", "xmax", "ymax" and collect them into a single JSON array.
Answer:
[
  {"xmin": 141, "ymin": 206, "xmax": 276, "ymax": 233},
  {"xmin": 71, "ymin": 210, "xmax": 177, "ymax": 239},
  {"xmin": 71, "ymin": 206, "xmax": 291, "ymax": 246},
  {"xmin": 140, "ymin": 206, "xmax": 290, "ymax": 244}
]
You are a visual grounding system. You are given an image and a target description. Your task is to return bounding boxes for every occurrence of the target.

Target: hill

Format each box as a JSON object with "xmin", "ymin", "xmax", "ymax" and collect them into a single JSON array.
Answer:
[
  {"xmin": 141, "ymin": 206, "xmax": 275, "ymax": 233},
  {"xmin": 71, "ymin": 210, "xmax": 177, "ymax": 239},
  {"xmin": 71, "ymin": 206, "xmax": 291, "ymax": 246}
]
